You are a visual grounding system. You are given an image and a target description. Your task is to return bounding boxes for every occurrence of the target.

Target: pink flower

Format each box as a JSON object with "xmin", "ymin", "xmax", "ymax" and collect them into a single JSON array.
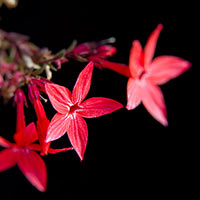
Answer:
[
  {"xmin": 92, "ymin": 25, "xmax": 191, "ymax": 126},
  {"xmin": 0, "ymin": 123, "xmax": 47, "ymax": 192},
  {"xmin": 126, "ymin": 24, "xmax": 191, "ymax": 126},
  {"xmin": 45, "ymin": 62, "xmax": 123, "ymax": 160}
]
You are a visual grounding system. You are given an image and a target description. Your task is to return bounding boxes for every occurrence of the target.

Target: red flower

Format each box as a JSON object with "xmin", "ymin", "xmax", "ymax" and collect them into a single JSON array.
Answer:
[
  {"xmin": 0, "ymin": 123, "xmax": 47, "ymax": 192},
  {"xmin": 126, "ymin": 24, "xmax": 191, "ymax": 126},
  {"xmin": 92, "ymin": 25, "xmax": 191, "ymax": 126},
  {"xmin": 45, "ymin": 62, "xmax": 123, "ymax": 160}
]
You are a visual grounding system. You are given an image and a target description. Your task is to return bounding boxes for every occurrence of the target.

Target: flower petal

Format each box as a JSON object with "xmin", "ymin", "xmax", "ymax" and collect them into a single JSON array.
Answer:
[
  {"xmin": 126, "ymin": 78, "xmax": 142, "ymax": 110},
  {"xmin": 141, "ymin": 80, "xmax": 168, "ymax": 126},
  {"xmin": 66, "ymin": 114, "xmax": 88, "ymax": 161},
  {"xmin": 0, "ymin": 149, "xmax": 17, "ymax": 172},
  {"xmin": 0, "ymin": 136, "xmax": 13, "ymax": 148},
  {"xmin": 48, "ymin": 147, "xmax": 73, "ymax": 154},
  {"xmin": 45, "ymin": 83, "xmax": 72, "ymax": 113},
  {"xmin": 46, "ymin": 113, "xmax": 70, "ymax": 142},
  {"xmin": 129, "ymin": 40, "xmax": 144, "ymax": 78},
  {"xmin": 146, "ymin": 56, "xmax": 191, "ymax": 85},
  {"xmin": 78, "ymin": 97, "xmax": 123, "ymax": 118},
  {"xmin": 17, "ymin": 150, "xmax": 47, "ymax": 192},
  {"xmin": 14, "ymin": 122, "xmax": 38, "ymax": 146},
  {"xmin": 72, "ymin": 61, "xmax": 94, "ymax": 104},
  {"xmin": 144, "ymin": 24, "xmax": 163, "ymax": 67}
]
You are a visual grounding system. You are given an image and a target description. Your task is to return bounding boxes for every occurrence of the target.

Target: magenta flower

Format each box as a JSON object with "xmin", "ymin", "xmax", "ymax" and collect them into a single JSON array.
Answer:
[{"xmin": 45, "ymin": 62, "xmax": 123, "ymax": 160}]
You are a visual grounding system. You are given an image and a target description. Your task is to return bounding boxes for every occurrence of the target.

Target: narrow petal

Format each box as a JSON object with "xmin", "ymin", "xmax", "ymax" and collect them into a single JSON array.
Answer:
[
  {"xmin": 141, "ymin": 80, "xmax": 168, "ymax": 126},
  {"xmin": 0, "ymin": 149, "xmax": 17, "ymax": 172},
  {"xmin": 14, "ymin": 122, "xmax": 38, "ymax": 146},
  {"xmin": 45, "ymin": 83, "xmax": 72, "ymax": 113},
  {"xmin": 129, "ymin": 40, "xmax": 144, "ymax": 78},
  {"xmin": 126, "ymin": 78, "xmax": 142, "ymax": 110},
  {"xmin": 0, "ymin": 136, "xmax": 13, "ymax": 148},
  {"xmin": 78, "ymin": 97, "xmax": 123, "ymax": 118},
  {"xmin": 17, "ymin": 150, "xmax": 47, "ymax": 192},
  {"xmin": 144, "ymin": 24, "xmax": 163, "ymax": 67},
  {"xmin": 48, "ymin": 147, "xmax": 73, "ymax": 154},
  {"xmin": 146, "ymin": 56, "xmax": 191, "ymax": 85},
  {"xmin": 46, "ymin": 113, "xmax": 70, "ymax": 142},
  {"xmin": 72, "ymin": 61, "xmax": 94, "ymax": 104},
  {"xmin": 66, "ymin": 114, "xmax": 88, "ymax": 161}
]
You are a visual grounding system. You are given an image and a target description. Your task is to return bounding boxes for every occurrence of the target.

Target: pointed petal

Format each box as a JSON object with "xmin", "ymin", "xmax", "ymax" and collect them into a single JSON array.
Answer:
[
  {"xmin": 141, "ymin": 80, "xmax": 168, "ymax": 126},
  {"xmin": 17, "ymin": 150, "xmax": 47, "ymax": 192},
  {"xmin": 144, "ymin": 24, "xmax": 163, "ymax": 67},
  {"xmin": 46, "ymin": 113, "xmax": 70, "ymax": 142},
  {"xmin": 78, "ymin": 97, "xmax": 123, "ymax": 118},
  {"xmin": 129, "ymin": 40, "xmax": 144, "ymax": 78},
  {"xmin": 66, "ymin": 114, "xmax": 88, "ymax": 161},
  {"xmin": 72, "ymin": 61, "xmax": 94, "ymax": 104},
  {"xmin": 146, "ymin": 56, "xmax": 191, "ymax": 85},
  {"xmin": 126, "ymin": 78, "xmax": 142, "ymax": 110},
  {"xmin": 14, "ymin": 122, "xmax": 38, "ymax": 146},
  {"xmin": 45, "ymin": 83, "xmax": 72, "ymax": 113},
  {"xmin": 48, "ymin": 147, "xmax": 73, "ymax": 154},
  {"xmin": 0, "ymin": 136, "xmax": 13, "ymax": 148},
  {"xmin": 0, "ymin": 149, "xmax": 17, "ymax": 172}
]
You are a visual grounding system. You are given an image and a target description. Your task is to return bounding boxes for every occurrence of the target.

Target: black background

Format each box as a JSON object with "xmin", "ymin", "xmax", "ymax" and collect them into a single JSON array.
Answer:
[{"xmin": 0, "ymin": 0, "xmax": 196, "ymax": 199}]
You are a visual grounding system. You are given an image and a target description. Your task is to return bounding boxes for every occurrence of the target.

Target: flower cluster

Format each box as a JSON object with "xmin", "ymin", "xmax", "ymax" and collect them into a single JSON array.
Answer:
[{"xmin": 0, "ymin": 24, "xmax": 191, "ymax": 191}]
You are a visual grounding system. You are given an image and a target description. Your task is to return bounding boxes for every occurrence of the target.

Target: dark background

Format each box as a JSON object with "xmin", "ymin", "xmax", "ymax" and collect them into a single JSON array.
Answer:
[{"xmin": 0, "ymin": 0, "xmax": 195, "ymax": 199}]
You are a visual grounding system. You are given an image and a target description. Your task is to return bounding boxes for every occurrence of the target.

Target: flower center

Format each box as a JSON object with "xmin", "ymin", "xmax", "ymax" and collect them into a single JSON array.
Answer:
[{"xmin": 69, "ymin": 104, "xmax": 80, "ymax": 113}]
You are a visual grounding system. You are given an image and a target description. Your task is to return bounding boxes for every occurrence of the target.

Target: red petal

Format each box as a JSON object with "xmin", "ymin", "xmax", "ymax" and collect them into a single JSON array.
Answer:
[
  {"xmin": 66, "ymin": 114, "xmax": 88, "ymax": 161},
  {"xmin": 0, "ymin": 149, "xmax": 17, "ymax": 172},
  {"xmin": 48, "ymin": 147, "xmax": 73, "ymax": 154},
  {"xmin": 45, "ymin": 83, "xmax": 72, "ymax": 114},
  {"xmin": 144, "ymin": 24, "xmax": 163, "ymax": 67},
  {"xmin": 78, "ymin": 97, "xmax": 123, "ymax": 118},
  {"xmin": 126, "ymin": 78, "xmax": 142, "ymax": 110},
  {"xmin": 141, "ymin": 80, "xmax": 168, "ymax": 126},
  {"xmin": 0, "ymin": 136, "xmax": 13, "ymax": 148},
  {"xmin": 14, "ymin": 122, "xmax": 38, "ymax": 146},
  {"xmin": 72, "ymin": 61, "xmax": 94, "ymax": 104},
  {"xmin": 129, "ymin": 40, "xmax": 144, "ymax": 78},
  {"xmin": 46, "ymin": 113, "xmax": 70, "ymax": 142},
  {"xmin": 146, "ymin": 56, "xmax": 191, "ymax": 85},
  {"xmin": 17, "ymin": 150, "xmax": 47, "ymax": 192}
]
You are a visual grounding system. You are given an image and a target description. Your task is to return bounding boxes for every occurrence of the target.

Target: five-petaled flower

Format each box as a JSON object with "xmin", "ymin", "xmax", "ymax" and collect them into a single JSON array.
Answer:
[
  {"xmin": 91, "ymin": 24, "xmax": 191, "ymax": 126},
  {"xmin": 45, "ymin": 61, "xmax": 123, "ymax": 160}
]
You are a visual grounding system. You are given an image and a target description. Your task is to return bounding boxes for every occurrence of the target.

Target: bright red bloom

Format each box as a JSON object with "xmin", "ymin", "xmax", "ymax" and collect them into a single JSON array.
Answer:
[
  {"xmin": 28, "ymin": 83, "xmax": 51, "ymax": 155},
  {"xmin": 45, "ymin": 62, "xmax": 123, "ymax": 160},
  {"xmin": 92, "ymin": 25, "xmax": 191, "ymax": 126},
  {"xmin": 0, "ymin": 123, "xmax": 47, "ymax": 192},
  {"xmin": 126, "ymin": 24, "xmax": 191, "ymax": 126}
]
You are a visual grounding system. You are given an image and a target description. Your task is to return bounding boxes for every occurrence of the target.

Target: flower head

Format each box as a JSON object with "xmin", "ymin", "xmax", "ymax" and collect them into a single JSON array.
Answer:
[{"xmin": 45, "ymin": 61, "xmax": 123, "ymax": 160}]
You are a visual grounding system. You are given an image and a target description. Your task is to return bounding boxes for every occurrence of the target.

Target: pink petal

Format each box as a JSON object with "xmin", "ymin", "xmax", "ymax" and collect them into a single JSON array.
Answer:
[
  {"xmin": 72, "ymin": 61, "xmax": 94, "ymax": 104},
  {"xmin": 129, "ymin": 40, "xmax": 144, "ymax": 78},
  {"xmin": 0, "ymin": 149, "xmax": 17, "ymax": 172},
  {"xmin": 45, "ymin": 83, "xmax": 72, "ymax": 113},
  {"xmin": 78, "ymin": 97, "xmax": 123, "ymax": 118},
  {"xmin": 0, "ymin": 136, "xmax": 13, "ymax": 148},
  {"xmin": 141, "ymin": 80, "xmax": 168, "ymax": 126},
  {"xmin": 65, "ymin": 114, "xmax": 88, "ymax": 161},
  {"xmin": 48, "ymin": 147, "xmax": 73, "ymax": 154},
  {"xmin": 14, "ymin": 122, "xmax": 38, "ymax": 146},
  {"xmin": 144, "ymin": 24, "xmax": 163, "ymax": 67},
  {"xmin": 146, "ymin": 56, "xmax": 191, "ymax": 85},
  {"xmin": 17, "ymin": 150, "xmax": 47, "ymax": 192},
  {"xmin": 126, "ymin": 78, "xmax": 142, "ymax": 110},
  {"xmin": 46, "ymin": 113, "xmax": 70, "ymax": 142}
]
